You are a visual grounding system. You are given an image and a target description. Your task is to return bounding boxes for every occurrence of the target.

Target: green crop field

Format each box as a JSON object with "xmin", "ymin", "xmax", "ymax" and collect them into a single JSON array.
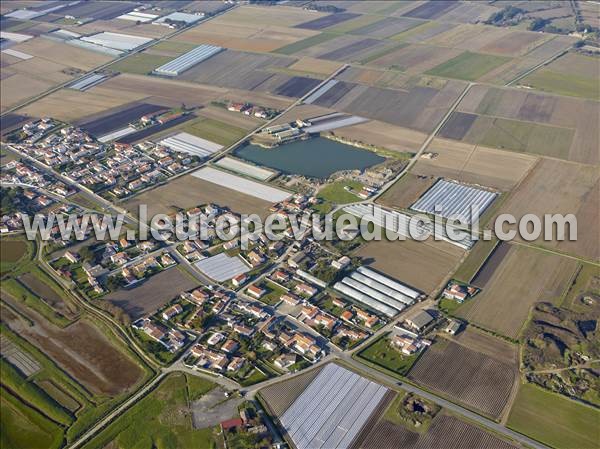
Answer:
[
  {"xmin": 110, "ymin": 53, "xmax": 172, "ymax": 75},
  {"xmin": 82, "ymin": 373, "xmax": 217, "ymax": 449},
  {"xmin": 426, "ymin": 51, "xmax": 511, "ymax": 81},
  {"xmin": 149, "ymin": 41, "xmax": 198, "ymax": 56},
  {"xmin": 463, "ymin": 116, "xmax": 575, "ymax": 160},
  {"xmin": 507, "ymin": 383, "xmax": 600, "ymax": 449},
  {"xmin": 182, "ymin": 117, "xmax": 247, "ymax": 147},
  {"xmin": 274, "ymin": 32, "xmax": 338, "ymax": 55},
  {"xmin": 519, "ymin": 68, "xmax": 600, "ymax": 100}
]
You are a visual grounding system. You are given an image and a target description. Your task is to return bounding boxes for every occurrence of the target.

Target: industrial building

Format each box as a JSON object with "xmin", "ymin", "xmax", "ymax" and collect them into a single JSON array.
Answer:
[
  {"xmin": 280, "ymin": 364, "xmax": 389, "ymax": 449},
  {"xmin": 153, "ymin": 44, "xmax": 223, "ymax": 76},
  {"xmin": 411, "ymin": 179, "xmax": 498, "ymax": 224}
]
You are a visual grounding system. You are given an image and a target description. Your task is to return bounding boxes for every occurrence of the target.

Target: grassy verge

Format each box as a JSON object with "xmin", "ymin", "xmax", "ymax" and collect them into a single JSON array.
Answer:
[{"xmin": 0, "ymin": 359, "xmax": 72, "ymax": 426}]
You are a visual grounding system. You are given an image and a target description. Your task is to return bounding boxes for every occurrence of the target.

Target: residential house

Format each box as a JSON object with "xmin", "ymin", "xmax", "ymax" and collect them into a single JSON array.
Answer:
[
  {"xmin": 247, "ymin": 285, "xmax": 265, "ymax": 299},
  {"xmin": 162, "ymin": 304, "xmax": 183, "ymax": 321},
  {"xmin": 274, "ymin": 353, "xmax": 297, "ymax": 370}
]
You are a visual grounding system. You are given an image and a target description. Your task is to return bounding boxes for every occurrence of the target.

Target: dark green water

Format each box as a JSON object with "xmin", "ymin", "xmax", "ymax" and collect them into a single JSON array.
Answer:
[{"xmin": 234, "ymin": 137, "xmax": 385, "ymax": 179}]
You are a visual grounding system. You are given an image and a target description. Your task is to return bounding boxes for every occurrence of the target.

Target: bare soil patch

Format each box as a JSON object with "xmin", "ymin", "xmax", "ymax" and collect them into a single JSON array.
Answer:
[
  {"xmin": 124, "ymin": 174, "xmax": 273, "ymax": 219},
  {"xmin": 378, "ymin": 174, "xmax": 436, "ymax": 209},
  {"xmin": 104, "ymin": 267, "xmax": 200, "ymax": 320},
  {"xmin": 411, "ymin": 137, "xmax": 537, "ymax": 191},
  {"xmin": 458, "ymin": 244, "xmax": 578, "ymax": 339},
  {"xmin": 354, "ymin": 238, "xmax": 464, "ymax": 295},
  {"xmin": 496, "ymin": 158, "xmax": 600, "ymax": 261}
]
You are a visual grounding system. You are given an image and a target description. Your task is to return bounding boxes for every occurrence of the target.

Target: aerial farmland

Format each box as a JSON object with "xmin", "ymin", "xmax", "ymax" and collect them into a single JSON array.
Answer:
[{"xmin": 1, "ymin": 1, "xmax": 598, "ymax": 449}]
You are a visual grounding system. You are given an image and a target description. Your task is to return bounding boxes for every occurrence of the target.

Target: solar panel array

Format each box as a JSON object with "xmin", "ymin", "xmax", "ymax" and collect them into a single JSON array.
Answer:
[
  {"xmin": 334, "ymin": 266, "xmax": 420, "ymax": 317},
  {"xmin": 194, "ymin": 253, "xmax": 250, "ymax": 282},
  {"xmin": 280, "ymin": 364, "xmax": 388, "ymax": 449},
  {"xmin": 411, "ymin": 179, "xmax": 497, "ymax": 224},
  {"xmin": 159, "ymin": 132, "xmax": 222, "ymax": 158},
  {"xmin": 154, "ymin": 44, "xmax": 223, "ymax": 76},
  {"xmin": 343, "ymin": 203, "xmax": 474, "ymax": 250}
]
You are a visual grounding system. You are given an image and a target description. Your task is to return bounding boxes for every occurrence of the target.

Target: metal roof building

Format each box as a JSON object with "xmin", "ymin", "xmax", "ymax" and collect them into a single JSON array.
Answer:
[
  {"xmin": 280, "ymin": 364, "xmax": 389, "ymax": 449},
  {"xmin": 214, "ymin": 157, "xmax": 275, "ymax": 181},
  {"xmin": 154, "ymin": 44, "xmax": 223, "ymax": 76}
]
